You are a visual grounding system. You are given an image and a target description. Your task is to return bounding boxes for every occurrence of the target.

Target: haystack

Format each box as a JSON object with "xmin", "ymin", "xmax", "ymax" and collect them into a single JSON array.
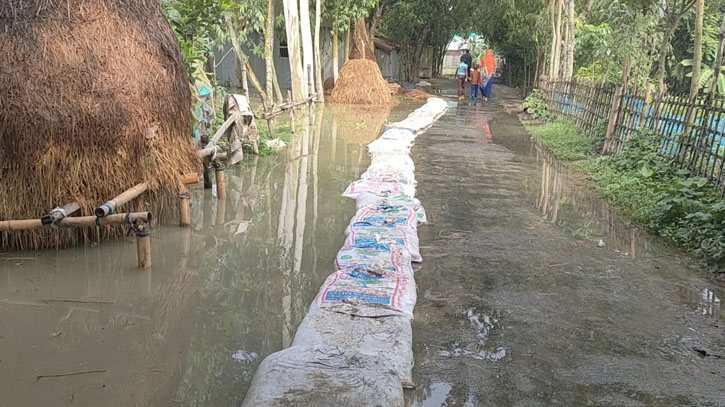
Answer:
[
  {"xmin": 349, "ymin": 18, "xmax": 377, "ymax": 62},
  {"xmin": 0, "ymin": 0, "xmax": 199, "ymax": 249},
  {"xmin": 403, "ymin": 89, "xmax": 435, "ymax": 101},
  {"xmin": 388, "ymin": 82, "xmax": 402, "ymax": 96},
  {"xmin": 329, "ymin": 59, "xmax": 392, "ymax": 105}
]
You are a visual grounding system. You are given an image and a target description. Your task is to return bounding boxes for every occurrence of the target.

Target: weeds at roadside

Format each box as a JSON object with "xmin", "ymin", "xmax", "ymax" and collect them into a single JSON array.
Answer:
[
  {"xmin": 532, "ymin": 120, "xmax": 600, "ymax": 161},
  {"xmin": 575, "ymin": 132, "xmax": 725, "ymax": 273}
]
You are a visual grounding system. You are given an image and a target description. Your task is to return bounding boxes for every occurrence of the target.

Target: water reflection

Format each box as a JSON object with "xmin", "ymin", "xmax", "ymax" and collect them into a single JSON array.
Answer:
[
  {"xmin": 530, "ymin": 140, "xmax": 654, "ymax": 259},
  {"xmin": 0, "ymin": 102, "xmax": 419, "ymax": 406}
]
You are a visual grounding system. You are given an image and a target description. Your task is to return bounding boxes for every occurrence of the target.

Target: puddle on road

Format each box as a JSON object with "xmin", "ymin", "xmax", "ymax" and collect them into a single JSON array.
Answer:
[
  {"xmin": 526, "ymin": 139, "xmax": 724, "ymax": 321},
  {"xmin": 0, "ymin": 102, "xmax": 418, "ymax": 406}
]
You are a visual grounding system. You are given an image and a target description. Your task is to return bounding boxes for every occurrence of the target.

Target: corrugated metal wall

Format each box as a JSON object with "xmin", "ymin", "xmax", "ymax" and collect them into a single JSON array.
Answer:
[{"xmin": 215, "ymin": 32, "xmax": 351, "ymax": 94}]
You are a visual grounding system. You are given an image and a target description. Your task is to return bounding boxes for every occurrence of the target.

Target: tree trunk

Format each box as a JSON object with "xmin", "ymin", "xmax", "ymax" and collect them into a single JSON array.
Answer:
[
  {"xmin": 283, "ymin": 0, "xmax": 305, "ymax": 102},
  {"xmin": 564, "ymin": 0, "xmax": 575, "ymax": 80},
  {"xmin": 548, "ymin": 0, "xmax": 557, "ymax": 79},
  {"xmin": 299, "ymin": 0, "xmax": 315, "ymax": 97},
  {"xmin": 552, "ymin": 0, "xmax": 564, "ymax": 79},
  {"xmin": 333, "ymin": 24, "xmax": 340, "ymax": 81},
  {"xmin": 407, "ymin": 26, "xmax": 431, "ymax": 82},
  {"xmin": 368, "ymin": 3, "xmax": 384, "ymax": 42},
  {"xmin": 655, "ymin": 23, "xmax": 678, "ymax": 99},
  {"xmin": 689, "ymin": 0, "xmax": 704, "ymax": 100},
  {"xmin": 581, "ymin": 0, "xmax": 595, "ymax": 21},
  {"xmin": 271, "ymin": 59, "xmax": 284, "ymax": 103},
  {"xmin": 344, "ymin": 23, "xmax": 351, "ymax": 63},
  {"xmin": 314, "ymin": 0, "xmax": 324, "ymax": 102},
  {"xmin": 245, "ymin": 59, "xmax": 265, "ymax": 97},
  {"xmin": 265, "ymin": 0, "xmax": 275, "ymax": 103}
]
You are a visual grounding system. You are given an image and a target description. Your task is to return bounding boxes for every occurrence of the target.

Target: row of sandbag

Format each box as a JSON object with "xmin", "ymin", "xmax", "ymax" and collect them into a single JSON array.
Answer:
[{"xmin": 242, "ymin": 98, "xmax": 448, "ymax": 407}]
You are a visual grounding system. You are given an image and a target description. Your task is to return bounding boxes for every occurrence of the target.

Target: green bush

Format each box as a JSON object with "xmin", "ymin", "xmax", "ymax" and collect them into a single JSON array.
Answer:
[
  {"xmin": 523, "ymin": 89, "xmax": 553, "ymax": 120},
  {"xmin": 532, "ymin": 120, "xmax": 599, "ymax": 161},
  {"xmin": 579, "ymin": 132, "xmax": 725, "ymax": 272}
]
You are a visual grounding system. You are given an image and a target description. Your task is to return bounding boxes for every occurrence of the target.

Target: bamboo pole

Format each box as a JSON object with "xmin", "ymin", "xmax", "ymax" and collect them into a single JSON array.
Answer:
[
  {"xmin": 215, "ymin": 164, "xmax": 227, "ymax": 200},
  {"xmin": 205, "ymin": 116, "xmax": 236, "ymax": 147},
  {"xmin": 0, "ymin": 212, "xmax": 152, "ymax": 232},
  {"xmin": 178, "ymin": 186, "xmax": 191, "ymax": 227},
  {"xmin": 181, "ymin": 173, "xmax": 200, "ymax": 185},
  {"xmin": 639, "ymin": 83, "xmax": 653, "ymax": 129},
  {"xmin": 95, "ymin": 183, "xmax": 149, "ymax": 217},
  {"xmin": 197, "ymin": 145, "xmax": 222, "ymax": 159},
  {"xmin": 135, "ymin": 228, "xmax": 152, "ymax": 269},
  {"xmin": 288, "ymin": 91, "xmax": 296, "ymax": 136},
  {"xmin": 261, "ymin": 95, "xmax": 276, "ymax": 140}
]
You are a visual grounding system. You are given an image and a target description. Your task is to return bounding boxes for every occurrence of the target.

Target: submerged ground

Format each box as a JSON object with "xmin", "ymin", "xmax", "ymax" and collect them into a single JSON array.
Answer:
[{"xmin": 0, "ymin": 82, "xmax": 723, "ymax": 406}]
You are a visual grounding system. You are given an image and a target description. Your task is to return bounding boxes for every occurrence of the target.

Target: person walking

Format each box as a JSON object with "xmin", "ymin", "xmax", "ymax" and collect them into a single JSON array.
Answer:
[
  {"xmin": 461, "ymin": 49, "xmax": 473, "ymax": 79},
  {"xmin": 470, "ymin": 65, "xmax": 481, "ymax": 100},
  {"xmin": 480, "ymin": 49, "xmax": 496, "ymax": 101},
  {"xmin": 456, "ymin": 57, "xmax": 468, "ymax": 100}
]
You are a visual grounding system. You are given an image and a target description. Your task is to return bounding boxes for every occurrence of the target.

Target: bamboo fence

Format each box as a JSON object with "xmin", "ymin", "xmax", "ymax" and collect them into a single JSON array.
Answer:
[{"xmin": 537, "ymin": 79, "xmax": 725, "ymax": 194}]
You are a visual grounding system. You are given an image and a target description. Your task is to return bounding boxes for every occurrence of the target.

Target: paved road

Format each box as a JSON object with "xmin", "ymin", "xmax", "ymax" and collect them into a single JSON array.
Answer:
[{"xmin": 406, "ymin": 80, "xmax": 725, "ymax": 406}]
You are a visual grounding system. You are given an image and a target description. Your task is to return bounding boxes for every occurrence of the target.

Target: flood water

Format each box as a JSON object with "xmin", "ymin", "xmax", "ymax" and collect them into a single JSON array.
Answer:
[
  {"xmin": 0, "ymin": 102, "xmax": 416, "ymax": 407},
  {"xmin": 406, "ymin": 81, "xmax": 724, "ymax": 406},
  {"xmin": 2, "ymin": 85, "xmax": 724, "ymax": 406}
]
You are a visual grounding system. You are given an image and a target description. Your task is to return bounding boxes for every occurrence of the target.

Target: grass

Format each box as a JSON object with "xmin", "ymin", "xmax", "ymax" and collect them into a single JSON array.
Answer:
[
  {"xmin": 522, "ymin": 90, "xmax": 725, "ymax": 273},
  {"xmin": 572, "ymin": 134, "xmax": 725, "ymax": 273},
  {"xmin": 531, "ymin": 120, "xmax": 600, "ymax": 161},
  {"xmin": 254, "ymin": 119, "xmax": 292, "ymax": 156}
]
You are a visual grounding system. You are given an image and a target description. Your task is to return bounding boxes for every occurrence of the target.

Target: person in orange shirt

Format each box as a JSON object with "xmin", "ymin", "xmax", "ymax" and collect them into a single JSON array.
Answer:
[
  {"xmin": 470, "ymin": 65, "xmax": 481, "ymax": 100},
  {"xmin": 480, "ymin": 50, "xmax": 497, "ymax": 101}
]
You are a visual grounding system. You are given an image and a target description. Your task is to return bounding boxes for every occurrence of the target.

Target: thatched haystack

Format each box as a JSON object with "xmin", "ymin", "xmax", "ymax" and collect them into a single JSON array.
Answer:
[
  {"xmin": 349, "ymin": 18, "xmax": 377, "ymax": 62},
  {"xmin": 0, "ymin": 0, "xmax": 199, "ymax": 249},
  {"xmin": 329, "ymin": 105, "xmax": 392, "ymax": 144},
  {"xmin": 329, "ymin": 59, "xmax": 392, "ymax": 105}
]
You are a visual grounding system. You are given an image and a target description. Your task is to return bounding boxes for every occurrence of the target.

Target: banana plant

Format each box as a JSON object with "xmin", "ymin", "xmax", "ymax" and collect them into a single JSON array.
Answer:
[{"xmin": 680, "ymin": 58, "xmax": 725, "ymax": 95}]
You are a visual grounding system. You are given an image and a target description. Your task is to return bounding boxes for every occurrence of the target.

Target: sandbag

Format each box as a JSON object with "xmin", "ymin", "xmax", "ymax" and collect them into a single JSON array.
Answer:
[
  {"xmin": 355, "ymin": 193, "xmax": 428, "ymax": 224},
  {"xmin": 241, "ymin": 344, "xmax": 405, "ymax": 407},
  {"xmin": 292, "ymin": 307, "xmax": 415, "ymax": 387},
  {"xmin": 309, "ymin": 267, "xmax": 417, "ymax": 316},
  {"xmin": 344, "ymin": 223, "xmax": 422, "ymax": 263},
  {"xmin": 342, "ymin": 179, "xmax": 416, "ymax": 199},
  {"xmin": 335, "ymin": 245, "xmax": 413, "ymax": 276}
]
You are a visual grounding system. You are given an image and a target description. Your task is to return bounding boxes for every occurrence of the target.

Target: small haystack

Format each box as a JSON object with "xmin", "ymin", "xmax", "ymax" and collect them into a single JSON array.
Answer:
[
  {"xmin": 349, "ymin": 18, "xmax": 377, "ymax": 62},
  {"xmin": 387, "ymin": 83, "xmax": 402, "ymax": 96},
  {"xmin": 329, "ymin": 59, "xmax": 392, "ymax": 105},
  {"xmin": 0, "ymin": 0, "xmax": 199, "ymax": 249},
  {"xmin": 403, "ymin": 89, "xmax": 435, "ymax": 101},
  {"xmin": 329, "ymin": 105, "xmax": 392, "ymax": 144}
]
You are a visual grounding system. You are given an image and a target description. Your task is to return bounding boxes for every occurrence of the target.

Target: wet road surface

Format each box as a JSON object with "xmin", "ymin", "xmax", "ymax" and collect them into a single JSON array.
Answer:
[
  {"xmin": 407, "ymin": 81, "xmax": 724, "ymax": 406},
  {"xmin": 0, "ymin": 84, "xmax": 723, "ymax": 406}
]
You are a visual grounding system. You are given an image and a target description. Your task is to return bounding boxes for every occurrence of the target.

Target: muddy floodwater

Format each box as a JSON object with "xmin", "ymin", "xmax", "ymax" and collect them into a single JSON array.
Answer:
[
  {"xmin": 0, "ymin": 103, "xmax": 415, "ymax": 406},
  {"xmin": 2, "ymin": 83, "xmax": 724, "ymax": 407}
]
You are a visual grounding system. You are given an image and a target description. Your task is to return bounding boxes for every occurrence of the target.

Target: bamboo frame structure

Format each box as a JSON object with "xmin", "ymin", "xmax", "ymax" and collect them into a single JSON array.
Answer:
[
  {"xmin": 0, "ymin": 212, "xmax": 152, "ymax": 232},
  {"xmin": 95, "ymin": 183, "xmax": 149, "ymax": 217}
]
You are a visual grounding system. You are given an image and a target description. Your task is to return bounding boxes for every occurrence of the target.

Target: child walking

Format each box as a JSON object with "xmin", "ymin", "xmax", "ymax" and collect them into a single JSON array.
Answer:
[
  {"xmin": 470, "ymin": 65, "xmax": 481, "ymax": 100},
  {"xmin": 456, "ymin": 57, "xmax": 468, "ymax": 100}
]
